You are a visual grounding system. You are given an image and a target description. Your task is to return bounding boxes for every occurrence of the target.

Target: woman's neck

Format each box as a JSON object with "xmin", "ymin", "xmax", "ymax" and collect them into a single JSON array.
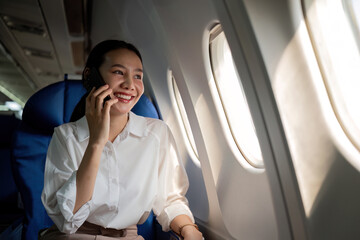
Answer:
[{"xmin": 109, "ymin": 113, "xmax": 129, "ymax": 142}]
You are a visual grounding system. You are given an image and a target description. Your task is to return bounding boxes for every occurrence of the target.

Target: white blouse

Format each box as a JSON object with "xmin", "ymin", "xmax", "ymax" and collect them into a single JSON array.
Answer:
[{"xmin": 41, "ymin": 112, "xmax": 194, "ymax": 234}]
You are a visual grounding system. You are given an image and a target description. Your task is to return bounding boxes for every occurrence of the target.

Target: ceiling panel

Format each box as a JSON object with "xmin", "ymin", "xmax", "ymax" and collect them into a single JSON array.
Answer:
[{"xmin": 0, "ymin": 0, "xmax": 81, "ymax": 105}]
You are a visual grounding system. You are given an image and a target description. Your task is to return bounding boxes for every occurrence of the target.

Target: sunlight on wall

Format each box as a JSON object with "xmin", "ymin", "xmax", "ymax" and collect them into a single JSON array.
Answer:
[
  {"xmin": 273, "ymin": 0, "xmax": 360, "ymax": 216},
  {"xmin": 272, "ymin": 20, "xmax": 334, "ymax": 216}
]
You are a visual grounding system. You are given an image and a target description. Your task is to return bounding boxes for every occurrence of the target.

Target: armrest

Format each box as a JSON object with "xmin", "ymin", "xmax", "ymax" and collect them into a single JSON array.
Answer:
[
  {"xmin": 0, "ymin": 216, "xmax": 23, "ymax": 240},
  {"xmin": 154, "ymin": 220, "xmax": 181, "ymax": 240},
  {"xmin": 169, "ymin": 231, "xmax": 182, "ymax": 240}
]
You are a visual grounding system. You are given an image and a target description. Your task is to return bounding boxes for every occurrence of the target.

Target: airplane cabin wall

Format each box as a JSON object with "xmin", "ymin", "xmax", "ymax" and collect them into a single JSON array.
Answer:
[
  {"xmin": 89, "ymin": 0, "xmax": 360, "ymax": 239},
  {"xmin": 90, "ymin": 0, "xmax": 279, "ymax": 239},
  {"xmin": 243, "ymin": 0, "xmax": 360, "ymax": 239}
]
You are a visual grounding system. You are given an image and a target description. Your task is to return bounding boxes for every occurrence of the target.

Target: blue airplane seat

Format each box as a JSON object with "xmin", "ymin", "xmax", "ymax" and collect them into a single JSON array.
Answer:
[
  {"xmin": 0, "ymin": 114, "xmax": 23, "ymax": 239},
  {"xmin": 11, "ymin": 79, "xmax": 178, "ymax": 240}
]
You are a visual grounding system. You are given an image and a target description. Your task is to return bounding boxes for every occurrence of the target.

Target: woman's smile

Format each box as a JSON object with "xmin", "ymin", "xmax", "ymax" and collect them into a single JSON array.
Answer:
[{"xmin": 113, "ymin": 92, "xmax": 135, "ymax": 103}]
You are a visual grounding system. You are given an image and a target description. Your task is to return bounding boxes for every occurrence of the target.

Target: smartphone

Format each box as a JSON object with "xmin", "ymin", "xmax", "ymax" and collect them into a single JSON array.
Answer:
[{"xmin": 85, "ymin": 67, "xmax": 111, "ymax": 103}]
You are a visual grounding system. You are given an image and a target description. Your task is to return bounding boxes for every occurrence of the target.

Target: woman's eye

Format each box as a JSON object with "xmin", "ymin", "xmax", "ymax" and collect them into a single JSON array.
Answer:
[
  {"xmin": 134, "ymin": 75, "xmax": 142, "ymax": 80},
  {"xmin": 114, "ymin": 70, "xmax": 124, "ymax": 75}
]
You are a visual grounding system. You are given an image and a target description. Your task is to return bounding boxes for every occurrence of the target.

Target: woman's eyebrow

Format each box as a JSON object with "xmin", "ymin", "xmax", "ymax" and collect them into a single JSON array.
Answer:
[{"xmin": 111, "ymin": 64, "xmax": 143, "ymax": 72}]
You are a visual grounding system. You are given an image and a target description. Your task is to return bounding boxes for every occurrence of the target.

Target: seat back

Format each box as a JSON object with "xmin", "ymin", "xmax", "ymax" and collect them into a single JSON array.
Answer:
[
  {"xmin": 0, "ymin": 114, "xmax": 23, "ymax": 238},
  {"xmin": 11, "ymin": 80, "xmax": 159, "ymax": 240},
  {"xmin": 0, "ymin": 114, "xmax": 21, "ymax": 215}
]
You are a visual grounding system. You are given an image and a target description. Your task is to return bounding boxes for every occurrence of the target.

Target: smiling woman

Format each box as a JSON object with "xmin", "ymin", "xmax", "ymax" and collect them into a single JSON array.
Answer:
[{"xmin": 40, "ymin": 40, "xmax": 203, "ymax": 240}]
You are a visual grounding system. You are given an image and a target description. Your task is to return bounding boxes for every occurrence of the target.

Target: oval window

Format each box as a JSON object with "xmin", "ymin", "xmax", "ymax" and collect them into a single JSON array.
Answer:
[
  {"xmin": 304, "ymin": 0, "xmax": 360, "ymax": 151},
  {"xmin": 209, "ymin": 24, "xmax": 264, "ymax": 168}
]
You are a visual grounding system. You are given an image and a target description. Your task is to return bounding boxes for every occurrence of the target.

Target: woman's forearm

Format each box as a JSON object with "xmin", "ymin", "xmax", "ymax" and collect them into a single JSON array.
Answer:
[{"xmin": 73, "ymin": 143, "xmax": 103, "ymax": 213}]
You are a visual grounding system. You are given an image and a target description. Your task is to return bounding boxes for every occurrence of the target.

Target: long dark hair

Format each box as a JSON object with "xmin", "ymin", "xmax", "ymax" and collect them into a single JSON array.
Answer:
[{"xmin": 70, "ymin": 40, "xmax": 142, "ymax": 122}]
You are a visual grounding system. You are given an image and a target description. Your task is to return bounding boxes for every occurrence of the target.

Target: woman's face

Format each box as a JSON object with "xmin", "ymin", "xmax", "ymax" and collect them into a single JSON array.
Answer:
[{"xmin": 99, "ymin": 48, "xmax": 144, "ymax": 116}]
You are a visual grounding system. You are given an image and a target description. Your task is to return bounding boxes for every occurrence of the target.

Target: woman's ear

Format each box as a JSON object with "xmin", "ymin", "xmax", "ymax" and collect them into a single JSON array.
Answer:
[{"xmin": 83, "ymin": 67, "xmax": 91, "ymax": 80}]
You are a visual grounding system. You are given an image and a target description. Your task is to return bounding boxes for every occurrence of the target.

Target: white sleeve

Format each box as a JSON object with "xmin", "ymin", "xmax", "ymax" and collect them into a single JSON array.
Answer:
[
  {"xmin": 41, "ymin": 128, "xmax": 92, "ymax": 234},
  {"xmin": 153, "ymin": 124, "xmax": 194, "ymax": 231}
]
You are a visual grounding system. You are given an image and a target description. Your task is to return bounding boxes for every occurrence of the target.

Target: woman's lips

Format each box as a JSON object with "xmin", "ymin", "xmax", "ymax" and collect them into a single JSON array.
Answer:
[{"xmin": 114, "ymin": 92, "xmax": 134, "ymax": 103}]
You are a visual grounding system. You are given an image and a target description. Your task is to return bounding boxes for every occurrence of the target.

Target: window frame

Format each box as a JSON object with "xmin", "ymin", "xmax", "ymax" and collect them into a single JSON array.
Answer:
[
  {"xmin": 302, "ymin": 0, "xmax": 360, "ymax": 152},
  {"xmin": 209, "ymin": 24, "xmax": 264, "ymax": 169},
  {"xmin": 168, "ymin": 70, "xmax": 200, "ymax": 166}
]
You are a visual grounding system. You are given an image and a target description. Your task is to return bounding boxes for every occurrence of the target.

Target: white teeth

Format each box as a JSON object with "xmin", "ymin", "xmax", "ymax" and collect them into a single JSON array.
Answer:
[{"xmin": 115, "ymin": 94, "xmax": 131, "ymax": 100}]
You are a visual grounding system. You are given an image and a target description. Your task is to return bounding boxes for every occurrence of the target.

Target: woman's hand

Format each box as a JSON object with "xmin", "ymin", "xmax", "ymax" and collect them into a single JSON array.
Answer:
[
  {"xmin": 170, "ymin": 215, "xmax": 203, "ymax": 240},
  {"xmin": 85, "ymin": 85, "xmax": 118, "ymax": 146},
  {"xmin": 181, "ymin": 226, "xmax": 203, "ymax": 240}
]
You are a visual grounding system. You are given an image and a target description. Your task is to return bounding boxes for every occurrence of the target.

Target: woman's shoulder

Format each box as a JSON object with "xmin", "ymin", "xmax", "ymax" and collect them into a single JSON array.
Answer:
[
  {"xmin": 131, "ymin": 112, "xmax": 169, "ymax": 136},
  {"xmin": 144, "ymin": 116, "xmax": 166, "ymax": 128},
  {"xmin": 143, "ymin": 117, "xmax": 170, "ymax": 142},
  {"xmin": 53, "ymin": 117, "xmax": 85, "ymax": 139}
]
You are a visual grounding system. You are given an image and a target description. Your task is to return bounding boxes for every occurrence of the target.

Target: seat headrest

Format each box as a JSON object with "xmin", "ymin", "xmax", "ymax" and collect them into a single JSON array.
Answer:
[
  {"xmin": 133, "ymin": 94, "xmax": 160, "ymax": 119},
  {"xmin": 22, "ymin": 80, "xmax": 86, "ymax": 134}
]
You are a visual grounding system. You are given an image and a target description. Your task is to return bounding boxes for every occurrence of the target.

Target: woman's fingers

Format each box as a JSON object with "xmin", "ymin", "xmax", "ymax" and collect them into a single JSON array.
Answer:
[
  {"xmin": 86, "ymin": 87, "xmax": 96, "ymax": 103},
  {"xmin": 103, "ymin": 98, "xmax": 118, "ymax": 112},
  {"xmin": 85, "ymin": 87, "xmax": 96, "ymax": 113},
  {"xmin": 86, "ymin": 85, "xmax": 113, "ymax": 112},
  {"xmin": 92, "ymin": 84, "xmax": 109, "ymax": 96},
  {"xmin": 95, "ymin": 87, "xmax": 113, "ymax": 110},
  {"xmin": 85, "ymin": 85, "xmax": 116, "ymax": 146}
]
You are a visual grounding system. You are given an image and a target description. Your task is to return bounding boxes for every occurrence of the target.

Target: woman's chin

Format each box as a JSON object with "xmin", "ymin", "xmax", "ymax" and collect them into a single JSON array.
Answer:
[{"xmin": 110, "ymin": 104, "xmax": 133, "ymax": 116}]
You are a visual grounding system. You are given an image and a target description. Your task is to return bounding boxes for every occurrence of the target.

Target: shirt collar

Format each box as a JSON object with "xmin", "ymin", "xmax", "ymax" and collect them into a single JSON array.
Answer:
[
  {"xmin": 75, "ymin": 111, "xmax": 148, "ymax": 142},
  {"xmin": 76, "ymin": 116, "xmax": 89, "ymax": 142},
  {"xmin": 127, "ymin": 111, "xmax": 148, "ymax": 138}
]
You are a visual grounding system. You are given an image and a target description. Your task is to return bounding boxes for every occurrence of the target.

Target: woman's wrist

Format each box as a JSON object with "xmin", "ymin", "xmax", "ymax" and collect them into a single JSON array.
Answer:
[
  {"xmin": 179, "ymin": 224, "xmax": 202, "ymax": 238},
  {"xmin": 87, "ymin": 139, "xmax": 106, "ymax": 149},
  {"xmin": 170, "ymin": 215, "xmax": 202, "ymax": 239}
]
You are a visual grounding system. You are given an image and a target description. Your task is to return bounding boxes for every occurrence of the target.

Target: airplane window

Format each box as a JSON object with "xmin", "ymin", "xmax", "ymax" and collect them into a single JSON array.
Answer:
[
  {"xmin": 345, "ymin": 0, "xmax": 360, "ymax": 44},
  {"xmin": 171, "ymin": 75, "xmax": 200, "ymax": 163},
  {"xmin": 209, "ymin": 25, "xmax": 264, "ymax": 168},
  {"xmin": 303, "ymin": 0, "xmax": 360, "ymax": 151}
]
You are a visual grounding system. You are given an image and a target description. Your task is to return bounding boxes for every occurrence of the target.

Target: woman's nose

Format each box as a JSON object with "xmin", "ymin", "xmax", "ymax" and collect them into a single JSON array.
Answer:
[{"xmin": 121, "ymin": 75, "xmax": 134, "ymax": 90}]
